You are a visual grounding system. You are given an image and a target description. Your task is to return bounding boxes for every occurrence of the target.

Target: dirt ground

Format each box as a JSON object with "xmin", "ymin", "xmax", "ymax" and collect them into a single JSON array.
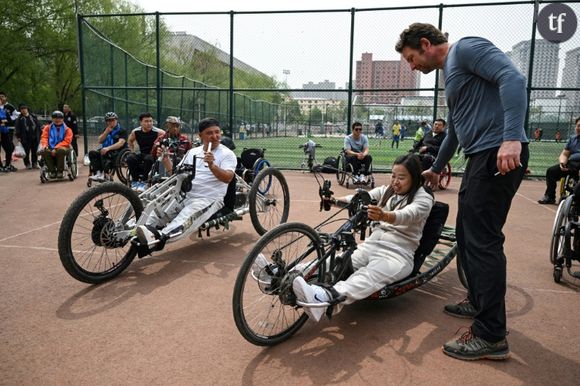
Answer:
[{"xmin": 1, "ymin": 160, "xmax": 579, "ymax": 386}]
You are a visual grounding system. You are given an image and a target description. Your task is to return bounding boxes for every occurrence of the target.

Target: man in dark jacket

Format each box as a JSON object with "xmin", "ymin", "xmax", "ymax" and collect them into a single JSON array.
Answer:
[
  {"xmin": 0, "ymin": 91, "xmax": 17, "ymax": 172},
  {"xmin": 63, "ymin": 104, "xmax": 78, "ymax": 156},
  {"xmin": 413, "ymin": 118, "xmax": 447, "ymax": 170},
  {"xmin": 15, "ymin": 104, "xmax": 41, "ymax": 169}
]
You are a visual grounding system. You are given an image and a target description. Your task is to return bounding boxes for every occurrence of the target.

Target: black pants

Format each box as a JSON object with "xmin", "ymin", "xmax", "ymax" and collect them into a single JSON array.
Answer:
[
  {"xmin": 126, "ymin": 152, "xmax": 154, "ymax": 181},
  {"xmin": 88, "ymin": 150, "xmax": 117, "ymax": 173},
  {"xmin": 71, "ymin": 136, "xmax": 79, "ymax": 157},
  {"xmin": 22, "ymin": 139, "xmax": 39, "ymax": 167},
  {"xmin": 346, "ymin": 154, "xmax": 372, "ymax": 175},
  {"xmin": 419, "ymin": 153, "xmax": 435, "ymax": 171},
  {"xmin": 543, "ymin": 164, "xmax": 576, "ymax": 199},
  {"xmin": 457, "ymin": 144, "xmax": 528, "ymax": 343},
  {"xmin": 0, "ymin": 130, "xmax": 14, "ymax": 167}
]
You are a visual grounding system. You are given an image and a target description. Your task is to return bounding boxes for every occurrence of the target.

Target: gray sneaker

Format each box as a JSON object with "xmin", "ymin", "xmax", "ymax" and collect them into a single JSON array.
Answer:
[
  {"xmin": 444, "ymin": 298, "xmax": 477, "ymax": 319},
  {"xmin": 442, "ymin": 329, "xmax": 510, "ymax": 361}
]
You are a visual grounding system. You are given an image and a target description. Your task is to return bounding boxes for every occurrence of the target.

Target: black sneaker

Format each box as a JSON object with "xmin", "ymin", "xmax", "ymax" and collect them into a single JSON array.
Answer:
[
  {"xmin": 6, "ymin": 165, "xmax": 17, "ymax": 172},
  {"xmin": 444, "ymin": 298, "xmax": 477, "ymax": 319},
  {"xmin": 538, "ymin": 195, "xmax": 556, "ymax": 205},
  {"xmin": 442, "ymin": 329, "xmax": 510, "ymax": 361}
]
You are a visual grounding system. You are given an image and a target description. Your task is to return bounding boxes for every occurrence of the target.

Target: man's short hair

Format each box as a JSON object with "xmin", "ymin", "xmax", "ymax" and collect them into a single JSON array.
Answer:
[
  {"xmin": 199, "ymin": 118, "xmax": 220, "ymax": 133},
  {"xmin": 139, "ymin": 112, "xmax": 153, "ymax": 121},
  {"xmin": 576, "ymin": 117, "xmax": 580, "ymax": 125},
  {"xmin": 351, "ymin": 122, "xmax": 363, "ymax": 130},
  {"xmin": 395, "ymin": 23, "xmax": 448, "ymax": 53},
  {"xmin": 0, "ymin": 91, "xmax": 6, "ymax": 97},
  {"xmin": 435, "ymin": 118, "xmax": 446, "ymax": 126}
]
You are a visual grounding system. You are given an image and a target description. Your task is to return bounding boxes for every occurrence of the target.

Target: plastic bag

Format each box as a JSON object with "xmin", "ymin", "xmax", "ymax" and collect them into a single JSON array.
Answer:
[
  {"xmin": 14, "ymin": 143, "xmax": 25, "ymax": 158},
  {"xmin": 83, "ymin": 154, "xmax": 91, "ymax": 166}
]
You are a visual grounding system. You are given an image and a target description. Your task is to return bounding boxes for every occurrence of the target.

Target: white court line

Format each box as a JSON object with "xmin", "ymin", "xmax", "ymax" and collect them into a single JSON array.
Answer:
[
  {"xmin": 0, "ymin": 221, "xmax": 62, "ymax": 243},
  {"xmin": 522, "ymin": 286, "xmax": 578, "ymax": 295},
  {"xmin": 0, "ymin": 244, "xmax": 58, "ymax": 252},
  {"xmin": 515, "ymin": 191, "xmax": 558, "ymax": 214}
]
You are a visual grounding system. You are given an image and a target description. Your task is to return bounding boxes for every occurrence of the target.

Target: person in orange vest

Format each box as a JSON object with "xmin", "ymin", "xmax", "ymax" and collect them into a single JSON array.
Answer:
[{"xmin": 38, "ymin": 111, "xmax": 73, "ymax": 178}]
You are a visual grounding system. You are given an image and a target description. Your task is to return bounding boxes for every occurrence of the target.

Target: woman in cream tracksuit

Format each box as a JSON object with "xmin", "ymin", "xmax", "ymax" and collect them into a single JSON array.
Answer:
[{"xmin": 293, "ymin": 153, "xmax": 434, "ymax": 321}]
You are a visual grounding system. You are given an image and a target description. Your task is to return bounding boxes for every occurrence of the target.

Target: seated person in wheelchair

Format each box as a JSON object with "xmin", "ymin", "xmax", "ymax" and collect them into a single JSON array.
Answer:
[
  {"xmin": 38, "ymin": 110, "xmax": 73, "ymax": 179},
  {"xmin": 293, "ymin": 153, "xmax": 434, "ymax": 321},
  {"xmin": 151, "ymin": 116, "xmax": 192, "ymax": 177},
  {"xmin": 135, "ymin": 118, "xmax": 237, "ymax": 249},
  {"xmin": 126, "ymin": 112, "xmax": 164, "ymax": 188},
  {"xmin": 412, "ymin": 118, "xmax": 447, "ymax": 171},
  {"xmin": 538, "ymin": 117, "xmax": 580, "ymax": 204},
  {"xmin": 88, "ymin": 112, "xmax": 128, "ymax": 181},
  {"xmin": 344, "ymin": 121, "xmax": 372, "ymax": 182}
]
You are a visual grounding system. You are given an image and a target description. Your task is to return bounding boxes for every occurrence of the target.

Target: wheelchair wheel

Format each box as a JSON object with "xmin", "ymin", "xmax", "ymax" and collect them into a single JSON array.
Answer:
[
  {"xmin": 115, "ymin": 148, "xmax": 131, "ymax": 185},
  {"xmin": 550, "ymin": 196, "xmax": 573, "ymax": 265},
  {"xmin": 68, "ymin": 150, "xmax": 78, "ymax": 181},
  {"xmin": 232, "ymin": 222, "xmax": 323, "ymax": 346},
  {"xmin": 336, "ymin": 153, "xmax": 346, "ymax": 186},
  {"xmin": 58, "ymin": 182, "xmax": 143, "ymax": 284},
  {"xmin": 252, "ymin": 158, "xmax": 271, "ymax": 182},
  {"xmin": 438, "ymin": 163, "xmax": 452, "ymax": 190},
  {"xmin": 249, "ymin": 167, "xmax": 290, "ymax": 236},
  {"xmin": 345, "ymin": 163, "xmax": 355, "ymax": 189}
]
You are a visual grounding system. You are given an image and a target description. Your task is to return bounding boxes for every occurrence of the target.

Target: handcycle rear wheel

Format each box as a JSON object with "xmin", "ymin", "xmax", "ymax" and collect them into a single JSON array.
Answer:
[
  {"xmin": 58, "ymin": 182, "xmax": 143, "ymax": 284},
  {"xmin": 249, "ymin": 167, "xmax": 290, "ymax": 235},
  {"xmin": 232, "ymin": 222, "xmax": 323, "ymax": 346}
]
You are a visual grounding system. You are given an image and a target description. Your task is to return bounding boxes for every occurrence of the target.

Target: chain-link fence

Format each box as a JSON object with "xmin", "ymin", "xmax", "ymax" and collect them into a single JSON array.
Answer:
[{"xmin": 78, "ymin": 1, "xmax": 580, "ymax": 175}]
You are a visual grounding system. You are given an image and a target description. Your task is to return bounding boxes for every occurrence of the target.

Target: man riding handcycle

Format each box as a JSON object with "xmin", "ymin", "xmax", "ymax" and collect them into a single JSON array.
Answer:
[{"xmin": 58, "ymin": 118, "xmax": 290, "ymax": 284}]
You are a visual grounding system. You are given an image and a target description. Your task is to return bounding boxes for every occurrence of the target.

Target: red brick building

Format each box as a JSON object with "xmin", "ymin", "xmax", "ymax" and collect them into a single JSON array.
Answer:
[{"xmin": 355, "ymin": 53, "xmax": 420, "ymax": 104}]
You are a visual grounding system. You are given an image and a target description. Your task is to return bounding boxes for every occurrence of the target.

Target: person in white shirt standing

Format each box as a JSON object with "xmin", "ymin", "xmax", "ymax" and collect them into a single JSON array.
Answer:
[{"xmin": 136, "ymin": 118, "xmax": 237, "ymax": 249}]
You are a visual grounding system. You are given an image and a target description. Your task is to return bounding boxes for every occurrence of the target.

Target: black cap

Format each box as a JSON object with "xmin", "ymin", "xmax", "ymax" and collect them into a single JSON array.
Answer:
[{"xmin": 18, "ymin": 103, "xmax": 28, "ymax": 110}]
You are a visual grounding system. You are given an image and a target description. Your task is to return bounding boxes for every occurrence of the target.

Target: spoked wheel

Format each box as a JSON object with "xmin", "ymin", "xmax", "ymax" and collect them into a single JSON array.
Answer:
[
  {"xmin": 438, "ymin": 162, "xmax": 452, "ymax": 190},
  {"xmin": 253, "ymin": 158, "xmax": 271, "ymax": 181},
  {"xmin": 550, "ymin": 196, "xmax": 572, "ymax": 265},
  {"xmin": 68, "ymin": 150, "xmax": 78, "ymax": 181},
  {"xmin": 345, "ymin": 163, "xmax": 355, "ymax": 189},
  {"xmin": 58, "ymin": 182, "xmax": 143, "ymax": 284},
  {"xmin": 115, "ymin": 148, "xmax": 131, "ymax": 186},
  {"xmin": 233, "ymin": 222, "xmax": 323, "ymax": 346},
  {"xmin": 336, "ymin": 153, "xmax": 346, "ymax": 186},
  {"xmin": 249, "ymin": 168, "xmax": 290, "ymax": 235}
]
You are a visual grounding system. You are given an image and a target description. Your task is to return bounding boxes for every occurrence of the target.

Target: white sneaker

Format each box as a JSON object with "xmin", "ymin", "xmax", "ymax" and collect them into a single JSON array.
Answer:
[
  {"xmin": 89, "ymin": 171, "xmax": 105, "ymax": 181},
  {"xmin": 292, "ymin": 276, "xmax": 330, "ymax": 322},
  {"xmin": 136, "ymin": 225, "xmax": 159, "ymax": 247}
]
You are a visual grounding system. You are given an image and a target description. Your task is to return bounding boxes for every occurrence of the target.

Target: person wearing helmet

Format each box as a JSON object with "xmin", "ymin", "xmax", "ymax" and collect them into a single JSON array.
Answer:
[
  {"xmin": 126, "ymin": 112, "xmax": 164, "ymax": 190},
  {"xmin": 151, "ymin": 116, "xmax": 192, "ymax": 178},
  {"xmin": 88, "ymin": 112, "xmax": 127, "ymax": 181},
  {"xmin": 38, "ymin": 111, "xmax": 73, "ymax": 178}
]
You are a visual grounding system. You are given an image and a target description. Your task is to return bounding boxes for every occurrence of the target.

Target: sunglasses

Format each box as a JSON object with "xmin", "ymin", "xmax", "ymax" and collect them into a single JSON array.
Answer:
[{"xmin": 353, "ymin": 128, "xmax": 362, "ymax": 131}]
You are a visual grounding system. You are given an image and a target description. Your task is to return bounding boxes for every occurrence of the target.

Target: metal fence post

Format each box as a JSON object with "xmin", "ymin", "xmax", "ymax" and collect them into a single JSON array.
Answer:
[
  {"xmin": 229, "ymin": 10, "xmax": 235, "ymax": 137},
  {"xmin": 433, "ymin": 4, "xmax": 444, "ymax": 123},
  {"xmin": 524, "ymin": 0, "xmax": 540, "ymax": 134},
  {"xmin": 155, "ymin": 12, "xmax": 161, "ymax": 123},
  {"xmin": 347, "ymin": 8, "xmax": 355, "ymax": 135},
  {"xmin": 77, "ymin": 14, "xmax": 88, "ymax": 155}
]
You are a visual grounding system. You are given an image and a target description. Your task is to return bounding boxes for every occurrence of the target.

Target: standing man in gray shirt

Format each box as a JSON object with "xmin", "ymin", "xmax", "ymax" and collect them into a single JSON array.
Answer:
[{"xmin": 396, "ymin": 23, "xmax": 529, "ymax": 361}]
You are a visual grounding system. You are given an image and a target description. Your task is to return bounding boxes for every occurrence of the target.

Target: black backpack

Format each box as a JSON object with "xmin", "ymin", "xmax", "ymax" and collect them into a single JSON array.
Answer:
[{"xmin": 321, "ymin": 156, "xmax": 337, "ymax": 173}]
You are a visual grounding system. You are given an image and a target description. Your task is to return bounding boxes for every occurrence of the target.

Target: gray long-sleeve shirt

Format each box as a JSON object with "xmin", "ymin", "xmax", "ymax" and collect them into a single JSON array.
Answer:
[{"xmin": 432, "ymin": 37, "xmax": 529, "ymax": 173}]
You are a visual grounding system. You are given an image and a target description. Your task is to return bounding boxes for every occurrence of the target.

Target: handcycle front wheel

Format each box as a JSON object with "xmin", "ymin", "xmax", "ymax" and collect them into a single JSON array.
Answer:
[
  {"xmin": 232, "ymin": 222, "xmax": 323, "ymax": 346},
  {"xmin": 58, "ymin": 182, "xmax": 143, "ymax": 284},
  {"xmin": 249, "ymin": 167, "xmax": 290, "ymax": 235},
  {"xmin": 336, "ymin": 153, "xmax": 346, "ymax": 186}
]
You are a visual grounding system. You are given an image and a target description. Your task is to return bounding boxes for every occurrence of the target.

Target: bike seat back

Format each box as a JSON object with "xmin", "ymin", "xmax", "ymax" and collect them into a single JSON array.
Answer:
[
  {"xmin": 411, "ymin": 201, "xmax": 449, "ymax": 275},
  {"xmin": 240, "ymin": 148, "xmax": 264, "ymax": 170}
]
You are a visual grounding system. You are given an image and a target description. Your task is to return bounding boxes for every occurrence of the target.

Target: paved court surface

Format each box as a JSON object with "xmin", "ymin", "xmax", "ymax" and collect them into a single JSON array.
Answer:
[{"xmin": 1, "ymin": 161, "xmax": 579, "ymax": 385}]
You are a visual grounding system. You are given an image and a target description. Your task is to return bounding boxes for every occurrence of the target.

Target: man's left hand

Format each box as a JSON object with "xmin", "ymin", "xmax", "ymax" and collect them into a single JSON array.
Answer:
[
  {"xmin": 100, "ymin": 147, "xmax": 109, "ymax": 155},
  {"xmin": 497, "ymin": 140, "xmax": 522, "ymax": 175},
  {"xmin": 422, "ymin": 168, "xmax": 440, "ymax": 189}
]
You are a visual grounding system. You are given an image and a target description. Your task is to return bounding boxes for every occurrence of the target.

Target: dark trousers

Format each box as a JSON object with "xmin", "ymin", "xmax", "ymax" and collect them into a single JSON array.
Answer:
[
  {"xmin": 39, "ymin": 148, "xmax": 69, "ymax": 173},
  {"xmin": 544, "ymin": 164, "xmax": 575, "ymax": 199},
  {"xmin": 71, "ymin": 136, "xmax": 79, "ymax": 157},
  {"xmin": 126, "ymin": 152, "xmax": 154, "ymax": 181},
  {"xmin": 457, "ymin": 144, "xmax": 528, "ymax": 343},
  {"xmin": 0, "ymin": 130, "xmax": 14, "ymax": 167},
  {"xmin": 346, "ymin": 154, "xmax": 372, "ymax": 175},
  {"xmin": 419, "ymin": 153, "xmax": 436, "ymax": 171},
  {"xmin": 88, "ymin": 150, "xmax": 117, "ymax": 173},
  {"xmin": 22, "ymin": 139, "xmax": 39, "ymax": 167}
]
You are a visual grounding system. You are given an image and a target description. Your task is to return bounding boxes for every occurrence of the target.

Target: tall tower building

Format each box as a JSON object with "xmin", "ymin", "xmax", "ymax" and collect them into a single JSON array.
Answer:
[
  {"xmin": 562, "ymin": 47, "xmax": 580, "ymax": 116},
  {"xmin": 355, "ymin": 53, "xmax": 420, "ymax": 104},
  {"xmin": 506, "ymin": 39, "xmax": 559, "ymax": 99}
]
